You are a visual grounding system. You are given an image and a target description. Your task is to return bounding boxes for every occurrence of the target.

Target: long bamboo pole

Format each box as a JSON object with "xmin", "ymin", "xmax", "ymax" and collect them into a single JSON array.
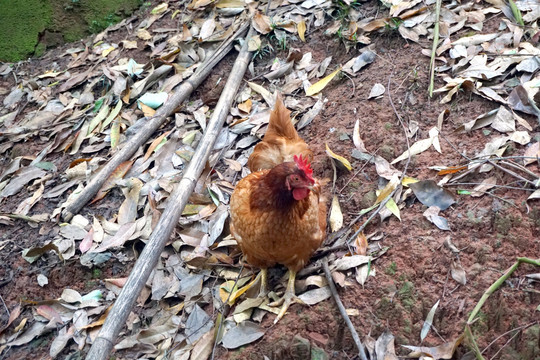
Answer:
[
  {"xmin": 61, "ymin": 22, "xmax": 249, "ymax": 222},
  {"xmin": 85, "ymin": 26, "xmax": 256, "ymax": 360}
]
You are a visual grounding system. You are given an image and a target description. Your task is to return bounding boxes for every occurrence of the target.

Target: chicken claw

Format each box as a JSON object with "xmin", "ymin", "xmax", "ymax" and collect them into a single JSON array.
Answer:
[{"xmin": 269, "ymin": 270, "xmax": 306, "ymax": 323}]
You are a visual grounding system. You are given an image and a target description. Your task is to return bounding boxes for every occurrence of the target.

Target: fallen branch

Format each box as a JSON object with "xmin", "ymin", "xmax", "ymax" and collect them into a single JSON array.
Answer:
[
  {"xmin": 322, "ymin": 257, "xmax": 368, "ymax": 360},
  {"xmin": 85, "ymin": 26, "xmax": 257, "ymax": 360},
  {"xmin": 464, "ymin": 257, "xmax": 540, "ymax": 360},
  {"xmin": 61, "ymin": 22, "xmax": 249, "ymax": 222}
]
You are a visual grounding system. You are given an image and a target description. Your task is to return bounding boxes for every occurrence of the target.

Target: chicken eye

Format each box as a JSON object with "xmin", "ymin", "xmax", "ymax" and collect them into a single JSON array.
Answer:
[{"xmin": 294, "ymin": 176, "xmax": 299, "ymax": 181}]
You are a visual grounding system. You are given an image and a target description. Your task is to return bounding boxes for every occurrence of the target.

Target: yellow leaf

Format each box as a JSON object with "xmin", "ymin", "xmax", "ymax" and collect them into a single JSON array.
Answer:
[
  {"xmin": 151, "ymin": 3, "xmax": 168, "ymax": 14},
  {"xmin": 401, "ymin": 176, "xmax": 418, "ymax": 186},
  {"xmin": 385, "ymin": 197, "xmax": 401, "ymax": 220},
  {"xmin": 297, "ymin": 20, "xmax": 306, "ymax": 42},
  {"xmin": 238, "ymin": 99, "xmax": 252, "ymax": 113},
  {"xmin": 102, "ymin": 46, "xmax": 116, "ymax": 57},
  {"xmin": 329, "ymin": 195, "xmax": 343, "ymax": 232},
  {"xmin": 110, "ymin": 118, "xmax": 120, "ymax": 150},
  {"xmin": 101, "ymin": 100, "xmax": 123, "ymax": 131},
  {"xmin": 144, "ymin": 130, "xmax": 172, "ymax": 161},
  {"xmin": 374, "ymin": 173, "xmax": 400, "ymax": 205},
  {"xmin": 306, "ymin": 67, "xmax": 341, "ymax": 96},
  {"xmin": 325, "ymin": 143, "xmax": 352, "ymax": 171},
  {"xmin": 139, "ymin": 102, "xmax": 156, "ymax": 117}
]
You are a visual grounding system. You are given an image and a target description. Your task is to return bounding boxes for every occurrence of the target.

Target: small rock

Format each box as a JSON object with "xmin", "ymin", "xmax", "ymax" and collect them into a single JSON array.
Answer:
[
  {"xmin": 351, "ymin": 149, "xmax": 375, "ymax": 162},
  {"xmin": 339, "ymin": 133, "xmax": 350, "ymax": 141},
  {"xmin": 308, "ymin": 332, "xmax": 329, "ymax": 346}
]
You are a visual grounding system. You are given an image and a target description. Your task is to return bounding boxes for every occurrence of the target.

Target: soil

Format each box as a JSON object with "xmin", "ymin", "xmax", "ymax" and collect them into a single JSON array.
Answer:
[{"xmin": 0, "ymin": 1, "xmax": 539, "ymax": 359}]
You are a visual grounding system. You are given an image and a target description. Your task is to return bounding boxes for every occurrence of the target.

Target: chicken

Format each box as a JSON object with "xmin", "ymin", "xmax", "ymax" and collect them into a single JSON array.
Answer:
[{"xmin": 229, "ymin": 94, "xmax": 327, "ymax": 323}]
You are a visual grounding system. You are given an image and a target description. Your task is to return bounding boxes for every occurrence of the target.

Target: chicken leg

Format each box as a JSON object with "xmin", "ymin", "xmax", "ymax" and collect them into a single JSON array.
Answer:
[{"xmin": 269, "ymin": 270, "xmax": 306, "ymax": 324}]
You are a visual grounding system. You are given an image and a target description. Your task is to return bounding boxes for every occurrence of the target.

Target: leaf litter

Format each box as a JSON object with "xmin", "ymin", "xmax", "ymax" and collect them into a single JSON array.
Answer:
[{"xmin": 0, "ymin": 0, "xmax": 539, "ymax": 358}]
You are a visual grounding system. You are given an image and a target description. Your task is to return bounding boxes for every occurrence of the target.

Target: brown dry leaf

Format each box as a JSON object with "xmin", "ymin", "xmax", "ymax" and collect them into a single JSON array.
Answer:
[
  {"xmin": 523, "ymin": 142, "xmax": 539, "ymax": 165},
  {"xmin": 325, "ymin": 143, "xmax": 352, "ymax": 171},
  {"xmin": 91, "ymin": 160, "xmax": 133, "ymax": 204},
  {"xmin": 36, "ymin": 305, "xmax": 63, "ymax": 325},
  {"xmin": 353, "ymin": 232, "xmax": 368, "ymax": 256},
  {"xmin": 238, "ymin": 99, "xmax": 252, "ymax": 113},
  {"xmin": 471, "ymin": 176, "xmax": 497, "ymax": 197},
  {"xmin": 144, "ymin": 130, "xmax": 172, "ymax": 161},
  {"xmin": 253, "ymin": 12, "xmax": 272, "ymax": 34},
  {"xmin": 139, "ymin": 102, "xmax": 156, "ymax": 117},
  {"xmin": 0, "ymin": 304, "xmax": 21, "ymax": 335},
  {"xmin": 375, "ymin": 173, "xmax": 400, "ymax": 205}
]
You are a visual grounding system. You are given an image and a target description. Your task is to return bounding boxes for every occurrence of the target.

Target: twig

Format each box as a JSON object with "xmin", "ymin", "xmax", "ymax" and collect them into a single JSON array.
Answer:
[
  {"xmin": 322, "ymin": 258, "xmax": 368, "ymax": 360},
  {"xmin": 0, "ymin": 295, "xmax": 9, "ymax": 317},
  {"xmin": 481, "ymin": 321, "xmax": 537, "ymax": 354},
  {"xmin": 445, "ymin": 183, "xmax": 536, "ymax": 192},
  {"xmin": 465, "ymin": 257, "xmax": 540, "ymax": 359},
  {"xmin": 428, "ymin": 0, "xmax": 442, "ymax": 97},
  {"xmin": 500, "ymin": 160, "xmax": 540, "ymax": 182},
  {"xmin": 341, "ymin": 71, "xmax": 356, "ymax": 98},
  {"xmin": 487, "ymin": 160, "xmax": 537, "ymax": 187},
  {"xmin": 489, "ymin": 328, "xmax": 522, "ymax": 360}
]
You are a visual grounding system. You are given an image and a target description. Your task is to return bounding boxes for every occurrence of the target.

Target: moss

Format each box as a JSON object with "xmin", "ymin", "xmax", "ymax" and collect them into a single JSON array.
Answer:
[
  {"xmin": 0, "ymin": 0, "xmax": 142, "ymax": 62},
  {"xmin": 385, "ymin": 262, "xmax": 397, "ymax": 275},
  {"xmin": 0, "ymin": 0, "xmax": 53, "ymax": 62},
  {"xmin": 398, "ymin": 281, "xmax": 416, "ymax": 310}
]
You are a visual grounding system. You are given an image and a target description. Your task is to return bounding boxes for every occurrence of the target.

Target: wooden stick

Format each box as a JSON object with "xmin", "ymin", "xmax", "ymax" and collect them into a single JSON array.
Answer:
[
  {"xmin": 85, "ymin": 26, "xmax": 257, "ymax": 360},
  {"xmin": 322, "ymin": 257, "xmax": 368, "ymax": 360},
  {"xmin": 61, "ymin": 22, "xmax": 249, "ymax": 222}
]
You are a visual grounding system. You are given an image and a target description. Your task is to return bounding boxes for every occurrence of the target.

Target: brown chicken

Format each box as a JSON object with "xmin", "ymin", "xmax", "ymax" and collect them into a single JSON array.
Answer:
[{"xmin": 229, "ymin": 94, "xmax": 327, "ymax": 323}]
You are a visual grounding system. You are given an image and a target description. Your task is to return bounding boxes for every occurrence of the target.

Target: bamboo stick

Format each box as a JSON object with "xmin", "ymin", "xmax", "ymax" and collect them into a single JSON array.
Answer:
[
  {"xmin": 61, "ymin": 22, "xmax": 249, "ymax": 222},
  {"xmin": 84, "ymin": 26, "xmax": 256, "ymax": 360},
  {"xmin": 322, "ymin": 258, "xmax": 368, "ymax": 360}
]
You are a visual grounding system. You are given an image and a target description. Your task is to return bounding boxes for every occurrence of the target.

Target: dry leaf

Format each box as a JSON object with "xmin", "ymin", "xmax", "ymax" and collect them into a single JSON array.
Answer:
[
  {"xmin": 329, "ymin": 195, "xmax": 343, "ymax": 232},
  {"xmin": 297, "ymin": 20, "xmax": 307, "ymax": 42},
  {"xmin": 306, "ymin": 67, "xmax": 341, "ymax": 96},
  {"xmin": 325, "ymin": 143, "xmax": 352, "ymax": 171}
]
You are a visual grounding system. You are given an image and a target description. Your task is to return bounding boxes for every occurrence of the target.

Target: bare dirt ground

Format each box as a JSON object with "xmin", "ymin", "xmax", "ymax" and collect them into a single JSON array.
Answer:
[{"xmin": 0, "ymin": 0, "xmax": 539, "ymax": 359}]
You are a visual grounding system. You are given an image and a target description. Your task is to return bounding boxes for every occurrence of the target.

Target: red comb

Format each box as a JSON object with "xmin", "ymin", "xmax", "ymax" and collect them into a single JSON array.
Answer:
[{"xmin": 293, "ymin": 155, "xmax": 314, "ymax": 181}]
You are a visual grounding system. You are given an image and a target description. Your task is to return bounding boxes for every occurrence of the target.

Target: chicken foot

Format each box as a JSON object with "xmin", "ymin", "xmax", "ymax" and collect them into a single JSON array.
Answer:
[{"xmin": 269, "ymin": 270, "xmax": 306, "ymax": 324}]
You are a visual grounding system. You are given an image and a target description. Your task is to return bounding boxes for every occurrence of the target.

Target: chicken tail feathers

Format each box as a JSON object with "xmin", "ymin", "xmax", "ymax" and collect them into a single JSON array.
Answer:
[
  {"xmin": 248, "ymin": 93, "xmax": 312, "ymax": 172},
  {"xmin": 265, "ymin": 93, "xmax": 300, "ymax": 141}
]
